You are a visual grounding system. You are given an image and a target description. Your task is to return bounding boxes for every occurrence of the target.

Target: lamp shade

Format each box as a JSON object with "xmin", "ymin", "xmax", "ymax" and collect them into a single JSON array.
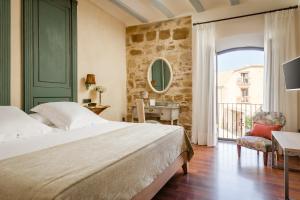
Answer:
[
  {"xmin": 283, "ymin": 57, "xmax": 300, "ymax": 91},
  {"xmin": 85, "ymin": 74, "xmax": 96, "ymax": 85}
]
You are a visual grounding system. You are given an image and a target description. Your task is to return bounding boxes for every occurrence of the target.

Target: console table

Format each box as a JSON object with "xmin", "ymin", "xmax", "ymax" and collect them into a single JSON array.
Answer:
[
  {"xmin": 272, "ymin": 131, "xmax": 300, "ymax": 200},
  {"xmin": 131, "ymin": 105, "xmax": 180, "ymax": 125}
]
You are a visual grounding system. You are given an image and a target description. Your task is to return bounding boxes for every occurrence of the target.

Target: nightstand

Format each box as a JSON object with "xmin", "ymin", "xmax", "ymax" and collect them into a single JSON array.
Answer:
[{"xmin": 86, "ymin": 105, "xmax": 110, "ymax": 115}]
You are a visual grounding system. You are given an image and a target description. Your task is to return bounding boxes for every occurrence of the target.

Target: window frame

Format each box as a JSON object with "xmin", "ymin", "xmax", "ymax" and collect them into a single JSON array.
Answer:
[{"xmin": 217, "ymin": 46, "xmax": 264, "ymax": 56}]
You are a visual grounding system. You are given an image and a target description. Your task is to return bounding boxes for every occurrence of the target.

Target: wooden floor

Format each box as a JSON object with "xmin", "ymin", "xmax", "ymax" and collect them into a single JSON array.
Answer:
[{"xmin": 154, "ymin": 141, "xmax": 300, "ymax": 200}]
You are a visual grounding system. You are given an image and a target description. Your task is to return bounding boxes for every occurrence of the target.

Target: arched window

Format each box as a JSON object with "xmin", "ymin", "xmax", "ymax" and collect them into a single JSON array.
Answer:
[{"xmin": 217, "ymin": 47, "xmax": 264, "ymax": 140}]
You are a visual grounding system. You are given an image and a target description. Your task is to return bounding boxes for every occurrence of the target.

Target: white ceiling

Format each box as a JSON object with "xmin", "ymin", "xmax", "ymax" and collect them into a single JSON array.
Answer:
[{"xmin": 90, "ymin": 0, "xmax": 299, "ymax": 26}]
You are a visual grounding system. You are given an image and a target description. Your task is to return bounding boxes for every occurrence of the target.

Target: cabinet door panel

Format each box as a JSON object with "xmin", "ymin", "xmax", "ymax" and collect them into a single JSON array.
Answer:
[{"xmin": 24, "ymin": 0, "xmax": 77, "ymax": 112}]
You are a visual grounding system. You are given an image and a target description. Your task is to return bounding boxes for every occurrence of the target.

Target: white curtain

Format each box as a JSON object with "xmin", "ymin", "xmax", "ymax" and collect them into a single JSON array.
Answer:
[
  {"xmin": 192, "ymin": 23, "xmax": 217, "ymax": 146},
  {"xmin": 263, "ymin": 9, "xmax": 298, "ymax": 131}
]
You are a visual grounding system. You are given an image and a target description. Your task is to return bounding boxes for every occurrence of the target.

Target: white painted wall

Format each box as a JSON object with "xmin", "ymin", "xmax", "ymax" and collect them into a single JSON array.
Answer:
[
  {"xmin": 77, "ymin": 0, "xmax": 127, "ymax": 121},
  {"xmin": 10, "ymin": 0, "xmax": 127, "ymax": 121},
  {"xmin": 215, "ymin": 15, "xmax": 264, "ymax": 52},
  {"xmin": 10, "ymin": 0, "xmax": 22, "ymax": 108}
]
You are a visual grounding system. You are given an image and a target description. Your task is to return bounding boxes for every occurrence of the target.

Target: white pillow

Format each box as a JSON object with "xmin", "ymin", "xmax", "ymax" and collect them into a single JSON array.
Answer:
[
  {"xmin": 0, "ymin": 106, "xmax": 53, "ymax": 142},
  {"xmin": 29, "ymin": 113, "xmax": 55, "ymax": 127},
  {"xmin": 31, "ymin": 102, "xmax": 107, "ymax": 130}
]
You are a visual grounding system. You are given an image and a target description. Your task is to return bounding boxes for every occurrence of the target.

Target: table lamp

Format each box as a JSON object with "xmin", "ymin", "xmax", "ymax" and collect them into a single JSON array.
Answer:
[{"xmin": 85, "ymin": 74, "xmax": 96, "ymax": 89}]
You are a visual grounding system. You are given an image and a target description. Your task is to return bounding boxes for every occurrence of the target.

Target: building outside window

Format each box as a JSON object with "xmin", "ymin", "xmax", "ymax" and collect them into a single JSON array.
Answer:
[{"xmin": 217, "ymin": 48, "xmax": 264, "ymax": 140}]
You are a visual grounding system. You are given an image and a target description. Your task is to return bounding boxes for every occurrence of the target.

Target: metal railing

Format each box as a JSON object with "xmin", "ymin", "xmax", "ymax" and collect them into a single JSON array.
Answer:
[
  {"xmin": 218, "ymin": 103, "xmax": 262, "ymax": 140},
  {"xmin": 236, "ymin": 79, "xmax": 250, "ymax": 87}
]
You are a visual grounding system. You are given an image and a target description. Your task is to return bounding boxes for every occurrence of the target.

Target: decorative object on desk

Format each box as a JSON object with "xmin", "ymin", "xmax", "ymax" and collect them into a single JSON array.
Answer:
[
  {"xmin": 82, "ymin": 99, "xmax": 96, "ymax": 107},
  {"xmin": 140, "ymin": 91, "xmax": 148, "ymax": 99},
  {"xmin": 283, "ymin": 56, "xmax": 300, "ymax": 91},
  {"xmin": 94, "ymin": 85, "xmax": 106, "ymax": 105},
  {"xmin": 82, "ymin": 98, "xmax": 92, "ymax": 104},
  {"xmin": 149, "ymin": 99, "xmax": 156, "ymax": 106},
  {"xmin": 147, "ymin": 57, "xmax": 173, "ymax": 94},
  {"xmin": 85, "ymin": 74, "xmax": 96, "ymax": 89},
  {"xmin": 88, "ymin": 103, "xmax": 96, "ymax": 107}
]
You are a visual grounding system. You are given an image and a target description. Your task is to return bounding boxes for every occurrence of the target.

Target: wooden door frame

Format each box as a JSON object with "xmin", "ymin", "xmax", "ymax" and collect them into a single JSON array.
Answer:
[
  {"xmin": 0, "ymin": 0, "xmax": 11, "ymax": 105},
  {"xmin": 23, "ymin": 0, "xmax": 78, "ymax": 112}
]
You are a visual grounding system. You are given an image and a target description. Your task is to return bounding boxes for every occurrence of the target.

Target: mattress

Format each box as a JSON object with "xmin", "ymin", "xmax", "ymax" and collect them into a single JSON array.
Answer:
[{"xmin": 0, "ymin": 122, "xmax": 193, "ymax": 200}]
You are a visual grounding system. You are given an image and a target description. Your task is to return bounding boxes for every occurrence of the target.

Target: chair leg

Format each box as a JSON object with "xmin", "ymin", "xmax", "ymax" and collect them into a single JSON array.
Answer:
[
  {"xmin": 237, "ymin": 145, "xmax": 241, "ymax": 158},
  {"xmin": 263, "ymin": 152, "xmax": 268, "ymax": 166}
]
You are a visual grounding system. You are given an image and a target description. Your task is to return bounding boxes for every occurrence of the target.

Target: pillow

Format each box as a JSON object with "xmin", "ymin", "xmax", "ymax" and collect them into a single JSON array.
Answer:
[
  {"xmin": 0, "ymin": 106, "xmax": 53, "ymax": 142},
  {"xmin": 250, "ymin": 123, "xmax": 282, "ymax": 140},
  {"xmin": 31, "ymin": 102, "xmax": 107, "ymax": 130},
  {"xmin": 29, "ymin": 113, "xmax": 55, "ymax": 127}
]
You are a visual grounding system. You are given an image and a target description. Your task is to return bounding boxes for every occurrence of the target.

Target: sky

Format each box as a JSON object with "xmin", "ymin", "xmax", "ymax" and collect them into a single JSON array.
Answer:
[{"xmin": 217, "ymin": 50, "xmax": 264, "ymax": 72}]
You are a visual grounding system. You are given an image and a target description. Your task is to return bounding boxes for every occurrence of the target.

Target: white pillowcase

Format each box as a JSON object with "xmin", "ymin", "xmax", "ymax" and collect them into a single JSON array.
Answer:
[
  {"xmin": 29, "ymin": 113, "xmax": 55, "ymax": 127},
  {"xmin": 0, "ymin": 106, "xmax": 53, "ymax": 142},
  {"xmin": 31, "ymin": 102, "xmax": 107, "ymax": 130}
]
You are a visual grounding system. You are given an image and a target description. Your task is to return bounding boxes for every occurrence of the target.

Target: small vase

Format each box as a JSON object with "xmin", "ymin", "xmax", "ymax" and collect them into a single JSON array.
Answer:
[{"xmin": 98, "ymin": 92, "xmax": 102, "ymax": 105}]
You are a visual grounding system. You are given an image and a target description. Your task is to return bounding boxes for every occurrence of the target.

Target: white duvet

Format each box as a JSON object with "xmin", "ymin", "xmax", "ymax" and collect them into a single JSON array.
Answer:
[{"xmin": 0, "ymin": 121, "xmax": 131, "ymax": 160}]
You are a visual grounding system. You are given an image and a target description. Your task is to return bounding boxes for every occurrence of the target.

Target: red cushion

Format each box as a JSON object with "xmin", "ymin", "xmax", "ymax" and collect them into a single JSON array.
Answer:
[{"xmin": 250, "ymin": 123, "xmax": 282, "ymax": 140}]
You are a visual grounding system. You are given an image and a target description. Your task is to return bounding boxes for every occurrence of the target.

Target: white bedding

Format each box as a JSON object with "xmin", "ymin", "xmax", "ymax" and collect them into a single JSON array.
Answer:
[
  {"xmin": 0, "ymin": 123, "xmax": 193, "ymax": 200},
  {"xmin": 0, "ymin": 121, "xmax": 132, "ymax": 160}
]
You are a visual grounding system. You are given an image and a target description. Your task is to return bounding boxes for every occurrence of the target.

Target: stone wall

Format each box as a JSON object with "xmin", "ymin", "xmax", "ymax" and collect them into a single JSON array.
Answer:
[{"xmin": 126, "ymin": 16, "xmax": 192, "ymax": 136}]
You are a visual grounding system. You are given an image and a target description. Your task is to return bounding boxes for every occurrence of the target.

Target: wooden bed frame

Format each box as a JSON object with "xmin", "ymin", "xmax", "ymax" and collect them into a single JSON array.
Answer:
[{"xmin": 133, "ymin": 152, "xmax": 188, "ymax": 200}]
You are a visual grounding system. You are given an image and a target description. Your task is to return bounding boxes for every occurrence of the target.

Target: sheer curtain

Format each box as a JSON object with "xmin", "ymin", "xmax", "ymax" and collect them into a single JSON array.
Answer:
[
  {"xmin": 263, "ymin": 9, "xmax": 298, "ymax": 131},
  {"xmin": 192, "ymin": 23, "xmax": 217, "ymax": 146}
]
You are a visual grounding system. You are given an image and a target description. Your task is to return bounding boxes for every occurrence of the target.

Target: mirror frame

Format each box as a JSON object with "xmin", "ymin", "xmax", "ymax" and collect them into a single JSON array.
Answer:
[{"xmin": 147, "ymin": 57, "xmax": 173, "ymax": 94}]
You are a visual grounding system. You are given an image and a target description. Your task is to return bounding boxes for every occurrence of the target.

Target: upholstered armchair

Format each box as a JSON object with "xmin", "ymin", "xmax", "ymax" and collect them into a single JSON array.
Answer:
[{"xmin": 236, "ymin": 112, "xmax": 286, "ymax": 166}]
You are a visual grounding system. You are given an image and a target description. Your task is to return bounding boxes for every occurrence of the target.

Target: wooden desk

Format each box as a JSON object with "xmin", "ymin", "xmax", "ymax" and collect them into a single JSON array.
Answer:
[
  {"xmin": 272, "ymin": 131, "xmax": 300, "ymax": 200},
  {"xmin": 86, "ymin": 105, "xmax": 110, "ymax": 115},
  {"xmin": 131, "ymin": 105, "xmax": 179, "ymax": 125}
]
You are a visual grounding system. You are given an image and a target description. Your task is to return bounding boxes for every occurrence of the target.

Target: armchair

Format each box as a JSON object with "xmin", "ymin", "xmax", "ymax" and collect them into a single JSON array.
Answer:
[{"xmin": 236, "ymin": 112, "xmax": 286, "ymax": 166}]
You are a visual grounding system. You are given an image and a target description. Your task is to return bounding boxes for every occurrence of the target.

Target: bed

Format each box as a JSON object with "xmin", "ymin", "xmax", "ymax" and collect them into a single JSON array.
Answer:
[{"xmin": 0, "ymin": 104, "xmax": 193, "ymax": 200}]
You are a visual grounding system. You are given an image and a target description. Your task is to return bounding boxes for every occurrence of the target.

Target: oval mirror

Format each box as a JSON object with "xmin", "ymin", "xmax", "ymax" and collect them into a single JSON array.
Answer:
[{"xmin": 147, "ymin": 58, "xmax": 173, "ymax": 93}]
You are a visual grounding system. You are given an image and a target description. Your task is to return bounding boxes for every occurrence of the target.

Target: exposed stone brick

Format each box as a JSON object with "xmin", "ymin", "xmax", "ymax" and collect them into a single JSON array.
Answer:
[
  {"xmin": 174, "ymin": 95, "xmax": 184, "ymax": 101},
  {"xmin": 167, "ymin": 45, "xmax": 175, "ymax": 50},
  {"xmin": 173, "ymin": 28, "xmax": 189, "ymax": 40},
  {"xmin": 126, "ymin": 26, "xmax": 137, "ymax": 34},
  {"xmin": 183, "ymin": 80, "xmax": 192, "ymax": 87},
  {"xmin": 128, "ymin": 80, "xmax": 134, "ymax": 88},
  {"xmin": 179, "ymin": 43, "xmax": 190, "ymax": 49},
  {"xmin": 131, "ymin": 34, "xmax": 144, "ymax": 43},
  {"xmin": 159, "ymin": 30, "xmax": 170, "ymax": 40},
  {"xmin": 146, "ymin": 31, "xmax": 156, "ymax": 41},
  {"xmin": 136, "ymin": 81, "xmax": 146, "ymax": 88},
  {"xmin": 130, "ymin": 49, "xmax": 143, "ymax": 56},
  {"xmin": 126, "ymin": 16, "xmax": 192, "ymax": 136},
  {"xmin": 156, "ymin": 45, "xmax": 164, "ymax": 52},
  {"xmin": 164, "ymin": 95, "xmax": 173, "ymax": 101}
]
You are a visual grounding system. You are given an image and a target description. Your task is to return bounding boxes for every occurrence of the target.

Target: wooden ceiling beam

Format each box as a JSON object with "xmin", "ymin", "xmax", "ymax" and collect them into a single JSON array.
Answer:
[
  {"xmin": 151, "ymin": 0, "xmax": 174, "ymax": 18},
  {"xmin": 110, "ymin": 0, "xmax": 148, "ymax": 23},
  {"xmin": 229, "ymin": 0, "xmax": 240, "ymax": 6},
  {"xmin": 188, "ymin": 0, "xmax": 205, "ymax": 12}
]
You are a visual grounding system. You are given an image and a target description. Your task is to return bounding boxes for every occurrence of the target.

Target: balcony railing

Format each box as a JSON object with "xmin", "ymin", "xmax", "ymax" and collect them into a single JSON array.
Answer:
[
  {"xmin": 218, "ymin": 103, "xmax": 262, "ymax": 140},
  {"xmin": 236, "ymin": 96, "xmax": 249, "ymax": 103},
  {"xmin": 236, "ymin": 79, "xmax": 250, "ymax": 88}
]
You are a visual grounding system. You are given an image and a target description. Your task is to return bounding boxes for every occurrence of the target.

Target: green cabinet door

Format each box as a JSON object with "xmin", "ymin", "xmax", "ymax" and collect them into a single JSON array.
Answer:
[
  {"xmin": 0, "ymin": 0, "xmax": 10, "ymax": 105},
  {"xmin": 23, "ymin": 0, "xmax": 77, "ymax": 112}
]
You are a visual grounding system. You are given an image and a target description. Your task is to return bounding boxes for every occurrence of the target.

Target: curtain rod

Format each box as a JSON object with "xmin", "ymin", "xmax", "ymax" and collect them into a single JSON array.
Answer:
[{"xmin": 193, "ymin": 5, "xmax": 298, "ymax": 26}]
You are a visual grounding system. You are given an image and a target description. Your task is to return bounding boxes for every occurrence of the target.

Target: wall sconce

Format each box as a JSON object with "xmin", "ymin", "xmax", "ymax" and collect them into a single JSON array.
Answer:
[{"xmin": 85, "ymin": 74, "xmax": 96, "ymax": 89}]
